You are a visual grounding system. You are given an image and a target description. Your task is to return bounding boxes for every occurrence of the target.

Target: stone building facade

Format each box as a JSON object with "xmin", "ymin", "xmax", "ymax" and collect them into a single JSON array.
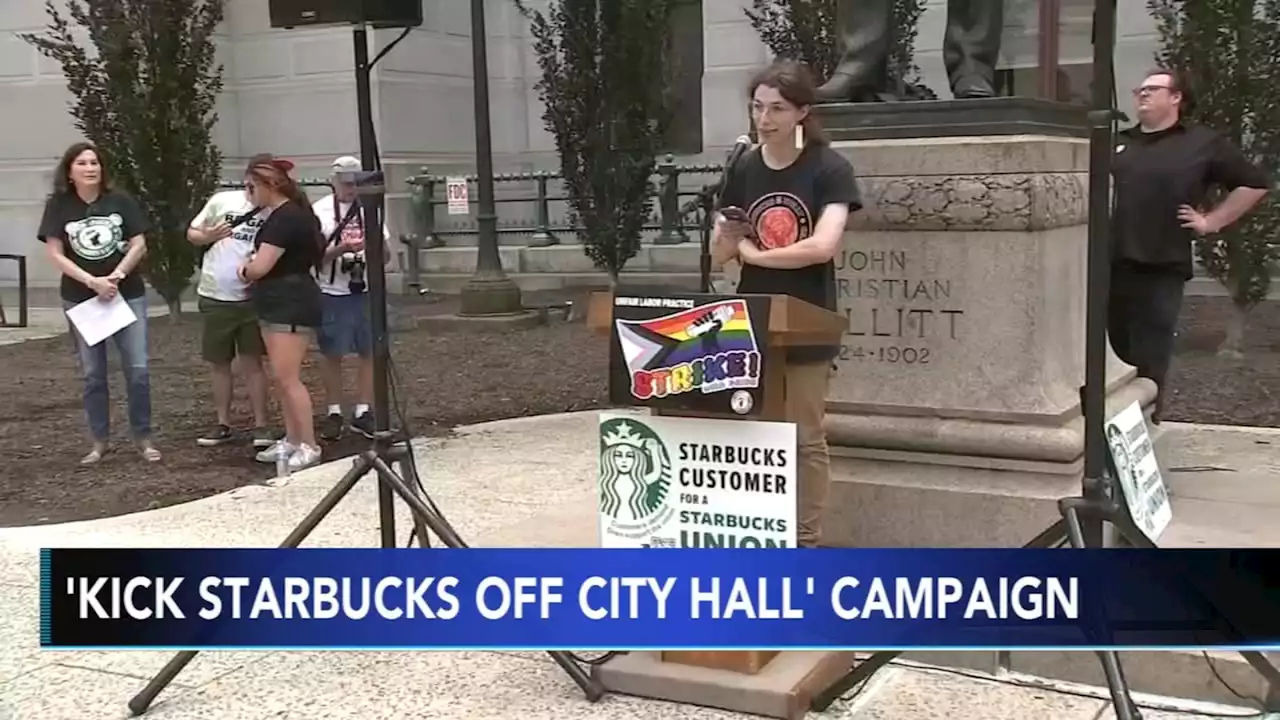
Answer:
[{"xmin": 0, "ymin": 0, "xmax": 1164, "ymax": 289}]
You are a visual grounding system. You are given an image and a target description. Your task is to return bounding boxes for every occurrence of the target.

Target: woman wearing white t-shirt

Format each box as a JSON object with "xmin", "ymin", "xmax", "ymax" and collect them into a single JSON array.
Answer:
[{"xmin": 186, "ymin": 154, "xmax": 276, "ymax": 450}]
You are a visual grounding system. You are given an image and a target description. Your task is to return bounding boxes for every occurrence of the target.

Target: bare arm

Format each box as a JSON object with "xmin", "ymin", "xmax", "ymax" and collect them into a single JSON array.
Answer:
[
  {"xmin": 240, "ymin": 244, "xmax": 283, "ymax": 282},
  {"xmin": 709, "ymin": 216, "xmax": 741, "ymax": 268},
  {"xmin": 112, "ymin": 235, "xmax": 147, "ymax": 278},
  {"xmin": 1205, "ymin": 187, "xmax": 1269, "ymax": 233},
  {"xmin": 44, "ymin": 237, "xmax": 97, "ymax": 286},
  {"xmin": 188, "ymin": 226, "xmax": 214, "ymax": 246},
  {"xmin": 322, "ymin": 242, "xmax": 347, "ymax": 263},
  {"xmin": 739, "ymin": 203, "xmax": 850, "ymax": 270}
]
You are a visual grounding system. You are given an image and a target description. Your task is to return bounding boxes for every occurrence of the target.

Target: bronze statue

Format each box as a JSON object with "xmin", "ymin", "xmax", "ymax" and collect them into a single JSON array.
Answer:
[{"xmin": 817, "ymin": 0, "xmax": 1004, "ymax": 103}]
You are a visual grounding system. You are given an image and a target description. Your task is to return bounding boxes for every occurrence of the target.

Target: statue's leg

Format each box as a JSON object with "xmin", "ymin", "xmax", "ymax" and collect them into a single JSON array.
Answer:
[
  {"xmin": 816, "ymin": 0, "xmax": 893, "ymax": 102},
  {"xmin": 943, "ymin": 0, "xmax": 1004, "ymax": 99}
]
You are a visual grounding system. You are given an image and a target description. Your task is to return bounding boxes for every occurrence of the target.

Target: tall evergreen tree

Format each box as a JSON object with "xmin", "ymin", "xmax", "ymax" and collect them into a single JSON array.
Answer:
[
  {"xmin": 23, "ymin": 0, "xmax": 226, "ymax": 320},
  {"xmin": 515, "ymin": 0, "xmax": 680, "ymax": 283}
]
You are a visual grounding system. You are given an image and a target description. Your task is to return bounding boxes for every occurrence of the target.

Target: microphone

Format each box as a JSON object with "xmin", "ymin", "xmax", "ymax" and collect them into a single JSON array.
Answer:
[
  {"xmin": 713, "ymin": 135, "xmax": 754, "ymax": 212},
  {"xmin": 723, "ymin": 134, "xmax": 752, "ymax": 171}
]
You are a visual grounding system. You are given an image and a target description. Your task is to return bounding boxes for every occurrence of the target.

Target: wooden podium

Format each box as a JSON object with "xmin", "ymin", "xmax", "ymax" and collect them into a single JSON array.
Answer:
[{"xmin": 586, "ymin": 289, "xmax": 856, "ymax": 720}]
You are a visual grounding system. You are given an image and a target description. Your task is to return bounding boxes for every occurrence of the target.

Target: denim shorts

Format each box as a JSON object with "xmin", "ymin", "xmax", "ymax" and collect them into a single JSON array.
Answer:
[{"xmin": 317, "ymin": 292, "xmax": 372, "ymax": 358}]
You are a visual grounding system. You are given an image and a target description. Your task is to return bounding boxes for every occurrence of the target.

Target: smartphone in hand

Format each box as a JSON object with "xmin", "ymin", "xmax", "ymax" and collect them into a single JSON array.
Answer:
[{"xmin": 719, "ymin": 206, "xmax": 757, "ymax": 239}]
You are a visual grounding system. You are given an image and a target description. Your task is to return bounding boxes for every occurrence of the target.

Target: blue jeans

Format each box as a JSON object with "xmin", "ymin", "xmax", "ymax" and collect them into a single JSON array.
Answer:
[
  {"xmin": 317, "ymin": 293, "xmax": 372, "ymax": 358},
  {"xmin": 64, "ymin": 295, "xmax": 152, "ymax": 442}
]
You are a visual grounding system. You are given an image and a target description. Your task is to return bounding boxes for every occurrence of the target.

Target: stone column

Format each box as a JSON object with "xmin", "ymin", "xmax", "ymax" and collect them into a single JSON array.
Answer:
[{"xmin": 821, "ymin": 135, "xmax": 1157, "ymax": 548}]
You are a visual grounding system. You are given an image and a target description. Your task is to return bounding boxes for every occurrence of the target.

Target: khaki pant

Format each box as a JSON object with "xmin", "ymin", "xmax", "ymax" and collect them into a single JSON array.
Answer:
[{"xmin": 785, "ymin": 360, "xmax": 833, "ymax": 547}]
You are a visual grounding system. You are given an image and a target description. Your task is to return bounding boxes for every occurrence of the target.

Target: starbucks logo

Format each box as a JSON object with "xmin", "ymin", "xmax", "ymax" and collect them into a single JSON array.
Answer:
[
  {"xmin": 598, "ymin": 418, "xmax": 672, "ymax": 522},
  {"xmin": 66, "ymin": 214, "xmax": 124, "ymax": 262}
]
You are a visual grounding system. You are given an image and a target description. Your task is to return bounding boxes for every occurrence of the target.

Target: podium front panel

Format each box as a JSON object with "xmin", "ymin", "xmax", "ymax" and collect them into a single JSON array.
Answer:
[{"xmin": 607, "ymin": 291, "xmax": 772, "ymax": 417}]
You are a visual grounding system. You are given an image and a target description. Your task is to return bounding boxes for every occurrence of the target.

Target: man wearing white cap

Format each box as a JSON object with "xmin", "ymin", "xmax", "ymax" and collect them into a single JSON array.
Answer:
[{"xmin": 312, "ymin": 155, "xmax": 390, "ymax": 440}]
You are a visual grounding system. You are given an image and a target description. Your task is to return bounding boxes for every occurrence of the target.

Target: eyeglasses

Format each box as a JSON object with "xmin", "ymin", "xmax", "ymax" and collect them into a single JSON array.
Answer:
[{"xmin": 1133, "ymin": 85, "xmax": 1173, "ymax": 97}]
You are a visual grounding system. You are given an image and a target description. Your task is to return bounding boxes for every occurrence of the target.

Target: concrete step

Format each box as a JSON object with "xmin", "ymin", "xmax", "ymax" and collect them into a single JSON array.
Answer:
[
  {"xmin": 415, "ymin": 242, "xmax": 703, "ymax": 275},
  {"xmin": 421, "ymin": 228, "xmax": 702, "ymax": 248},
  {"xmin": 395, "ymin": 271, "xmax": 711, "ymax": 295}
]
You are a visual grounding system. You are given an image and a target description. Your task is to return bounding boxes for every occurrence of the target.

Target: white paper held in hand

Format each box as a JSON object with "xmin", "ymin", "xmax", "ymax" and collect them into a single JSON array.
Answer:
[{"xmin": 66, "ymin": 294, "xmax": 138, "ymax": 347}]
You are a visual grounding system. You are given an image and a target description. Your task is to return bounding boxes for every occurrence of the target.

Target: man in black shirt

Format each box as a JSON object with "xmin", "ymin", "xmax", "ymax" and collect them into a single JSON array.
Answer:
[
  {"xmin": 1110, "ymin": 69, "xmax": 1270, "ymax": 422},
  {"xmin": 712, "ymin": 62, "xmax": 862, "ymax": 548}
]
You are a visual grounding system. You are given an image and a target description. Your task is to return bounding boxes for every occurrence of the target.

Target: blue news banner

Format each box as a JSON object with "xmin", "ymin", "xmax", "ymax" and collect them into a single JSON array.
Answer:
[{"xmin": 39, "ymin": 548, "xmax": 1280, "ymax": 650}]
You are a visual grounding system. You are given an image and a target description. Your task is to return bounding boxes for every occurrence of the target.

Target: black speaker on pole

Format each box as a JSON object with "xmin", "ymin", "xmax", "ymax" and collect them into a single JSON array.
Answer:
[{"xmin": 268, "ymin": 0, "xmax": 423, "ymax": 29}]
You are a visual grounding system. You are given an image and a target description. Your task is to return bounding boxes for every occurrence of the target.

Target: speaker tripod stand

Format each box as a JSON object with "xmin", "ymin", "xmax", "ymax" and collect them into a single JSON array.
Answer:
[
  {"xmin": 809, "ymin": 465, "xmax": 1280, "ymax": 720},
  {"xmin": 126, "ymin": 428, "xmax": 606, "ymax": 715},
  {"xmin": 126, "ymin": 16, "xmax": 606, "ymax": 712}
]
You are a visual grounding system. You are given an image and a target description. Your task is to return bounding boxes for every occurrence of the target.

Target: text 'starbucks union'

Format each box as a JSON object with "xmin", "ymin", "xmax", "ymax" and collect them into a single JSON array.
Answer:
[{"xmin": 676, "ymin": 441, "xmax": 791, "ymax": 548}]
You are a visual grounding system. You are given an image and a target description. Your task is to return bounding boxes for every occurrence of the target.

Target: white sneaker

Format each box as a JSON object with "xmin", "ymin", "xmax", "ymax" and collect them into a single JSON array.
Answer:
[
  {"xmin": 256, "ymin": 439, "xmax": 296, "ymax": 464},
  {"xmin": 287, "ymin": 443, "xmax": 323, "ymax": 472}
]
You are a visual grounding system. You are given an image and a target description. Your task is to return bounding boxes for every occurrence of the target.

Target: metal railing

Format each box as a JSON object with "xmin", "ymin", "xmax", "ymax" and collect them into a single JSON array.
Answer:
[
  {"xmin": 218, "ymin": 158, "xmax": 727, "ymax": 290},
  {"xmin": 399, "ymin": 156, "xmax": 725, "ymax": 291},
  {"xmin": 0, "ymin": 253, "xmax": 28, "ymax": 328},
  {"xmin": 401, "ymin": 156, "xmax": 723, "ymax": 249}
]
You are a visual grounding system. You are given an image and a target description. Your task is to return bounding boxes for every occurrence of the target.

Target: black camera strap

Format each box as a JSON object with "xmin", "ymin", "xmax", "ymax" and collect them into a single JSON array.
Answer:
[
  {"xmin": 228, "ymin": 206, "xmax": 264, "ymax": 229},
  {"xmin": 324, "ymin": 198, "xmax": 364, "ymax": 286}
]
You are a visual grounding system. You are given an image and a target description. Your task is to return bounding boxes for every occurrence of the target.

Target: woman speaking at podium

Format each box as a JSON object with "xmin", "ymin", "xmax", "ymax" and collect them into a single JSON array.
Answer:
[{"xmin": 710, "ymin": 60, "xmax": 862, "ymax": 548}]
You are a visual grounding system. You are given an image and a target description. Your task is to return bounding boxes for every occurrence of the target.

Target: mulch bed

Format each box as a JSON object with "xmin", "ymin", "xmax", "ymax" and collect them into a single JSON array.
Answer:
[
  {"xmin": 1165, "ymin": 296, "xmax": 1280, "ymax": 426},
  {"xmin": 0, "ymin": 293, "xmax": 609, "ymax": 527},
  {"xmin": 0, "ymin": 293, "xmax": 1276, "ymax": 527}
]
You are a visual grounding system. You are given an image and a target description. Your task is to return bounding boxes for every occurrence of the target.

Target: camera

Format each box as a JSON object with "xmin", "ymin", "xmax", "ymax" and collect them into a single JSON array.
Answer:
[{"xmin": 341, "ymin": 251, "xmax": 367, "ymax": 293}]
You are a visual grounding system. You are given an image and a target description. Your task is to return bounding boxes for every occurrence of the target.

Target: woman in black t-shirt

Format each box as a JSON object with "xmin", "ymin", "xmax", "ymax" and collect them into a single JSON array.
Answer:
[
  {"xmin": 236, "ymin": 156, "xmax": 323, "ymax": 475},
  {"xmin": 711, "ymin": 61, "xmax": 862, "ymax": 549},
  {"xmin": 37, "ymin": 141, "xmax": 161, "ymax": 465}
]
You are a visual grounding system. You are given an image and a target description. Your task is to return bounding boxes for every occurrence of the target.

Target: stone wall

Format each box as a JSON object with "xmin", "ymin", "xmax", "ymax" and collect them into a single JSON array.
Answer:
[{"xmin": 0, "ymin": 0, "xmax": 1165, "ymax": 294}]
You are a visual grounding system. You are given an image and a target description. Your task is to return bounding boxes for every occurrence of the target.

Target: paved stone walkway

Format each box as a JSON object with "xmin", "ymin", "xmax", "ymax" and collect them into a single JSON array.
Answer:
[{"xmin": 0, "ymin": 412, "xmax": 1265, "ymax": 719}]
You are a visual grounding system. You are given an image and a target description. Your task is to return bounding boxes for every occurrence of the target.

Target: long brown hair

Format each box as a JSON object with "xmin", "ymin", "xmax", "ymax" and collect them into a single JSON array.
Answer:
[
  {"xmin": 246, "ymin": 157, "xmax": 324, "ymax": 265},
  {"xmin": 52, "ymin": 141, "xmax": 112, "ymax": 195},
  {"xmin": 747, "ymin": 61, "xmax": 829, "ymax": 147}
]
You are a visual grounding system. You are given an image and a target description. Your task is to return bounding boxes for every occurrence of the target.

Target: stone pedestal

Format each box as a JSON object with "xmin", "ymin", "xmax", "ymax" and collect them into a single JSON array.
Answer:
[{"xmin": 819, "ymin": 133, "xmax": 1156, "ymax": 549}]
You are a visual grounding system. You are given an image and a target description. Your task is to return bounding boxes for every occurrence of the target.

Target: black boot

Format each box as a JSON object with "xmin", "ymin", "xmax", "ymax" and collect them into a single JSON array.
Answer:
[
  {"xmin": 943, "ymin": 0, "xmax": 1004, "ymax": 100},
  {"xmin": 816, "ymin": 0, "xmax": 892, "ymax": 102}
]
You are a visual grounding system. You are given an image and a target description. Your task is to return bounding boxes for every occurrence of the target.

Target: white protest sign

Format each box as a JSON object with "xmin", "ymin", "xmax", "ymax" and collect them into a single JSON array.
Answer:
[
  {"xmin": 597, "ymin": 411, "xmax": 797, "ymax": 549},
  {"xmin": 446, "ymin": 176, "xmax": 470, "ymax": 215},
  {"xmin": 1106, "ymin": 400, "xmax": 1172, "ymax": 543}
]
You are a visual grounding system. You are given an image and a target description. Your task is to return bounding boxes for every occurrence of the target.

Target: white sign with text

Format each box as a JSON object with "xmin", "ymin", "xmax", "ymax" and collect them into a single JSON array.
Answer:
[
  {"xmin": 597, "ymin": 412, "xmax": 797, "ymax": 549},
  {"xmin": 446, "ymin": 176, "xmax": 470, "ymax": 215},
  {"xmin": 1106, "ymin": 400, "xmax": 1173, "ymax": 543}
]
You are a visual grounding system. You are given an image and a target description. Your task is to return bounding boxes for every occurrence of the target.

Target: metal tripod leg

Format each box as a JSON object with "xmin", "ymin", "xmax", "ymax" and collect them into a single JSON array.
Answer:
[
  {"xmin": 1108, "ymin": 514, "xmax": 1280, "ymax": 710},
  {"xmin": 810, "ymin": 519, "xmax": 1074, "ymax": 711},
  {"xmin": 382, "ymin": 443, "xmax": 430, "ymax": 548},
  {"xmin": 127, "ymin": 457, "xmax": 375, "ymax": 716},
  {"xmin": 366, "ymin": 456, "xmax": 606, "ymax": 701},
  {"xmin": 1061, "ymin": 502, "xmax": 1142, "ymax": 720}
]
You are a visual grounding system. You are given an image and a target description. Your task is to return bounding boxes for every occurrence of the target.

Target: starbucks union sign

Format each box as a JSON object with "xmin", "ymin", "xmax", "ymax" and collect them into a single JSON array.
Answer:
[{"xmin": 597, "ymin": 413, "xmax": 797, "ymax": 549}]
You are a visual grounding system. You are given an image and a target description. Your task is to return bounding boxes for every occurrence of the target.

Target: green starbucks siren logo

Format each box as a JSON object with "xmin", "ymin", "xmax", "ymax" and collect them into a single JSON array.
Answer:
[{"xmin": 598, "ymin": 418, "xmax": 672, "ymax": 521}]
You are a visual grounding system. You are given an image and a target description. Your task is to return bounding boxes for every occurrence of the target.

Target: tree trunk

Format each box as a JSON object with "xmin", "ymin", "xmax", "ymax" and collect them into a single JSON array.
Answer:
[{"xmin": 1217, "ymin": 301, "xmax": 1248, "ymax": 359}]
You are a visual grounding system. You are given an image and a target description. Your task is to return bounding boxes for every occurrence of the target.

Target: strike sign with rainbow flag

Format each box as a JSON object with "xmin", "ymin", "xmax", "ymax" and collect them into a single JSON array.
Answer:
[{"xmin": 608, "ymin": 292, "xmax": 771, "ymax": 416}]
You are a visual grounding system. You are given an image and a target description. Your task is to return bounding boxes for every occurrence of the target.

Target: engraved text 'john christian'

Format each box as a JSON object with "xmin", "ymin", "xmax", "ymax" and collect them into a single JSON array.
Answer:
[{"xmin": 835, "ymin": 250, "xmax": 965, "ymax": 366}]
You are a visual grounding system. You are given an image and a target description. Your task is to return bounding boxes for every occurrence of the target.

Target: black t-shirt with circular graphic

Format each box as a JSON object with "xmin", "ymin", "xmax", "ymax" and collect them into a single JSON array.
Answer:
[
  {"xmin": 37, "ymin": 190, "xmax": 151, "ymax": 304},
  {"xmin": 720, "ymin": 143, "xmax": 862, "ymax": 362}
]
